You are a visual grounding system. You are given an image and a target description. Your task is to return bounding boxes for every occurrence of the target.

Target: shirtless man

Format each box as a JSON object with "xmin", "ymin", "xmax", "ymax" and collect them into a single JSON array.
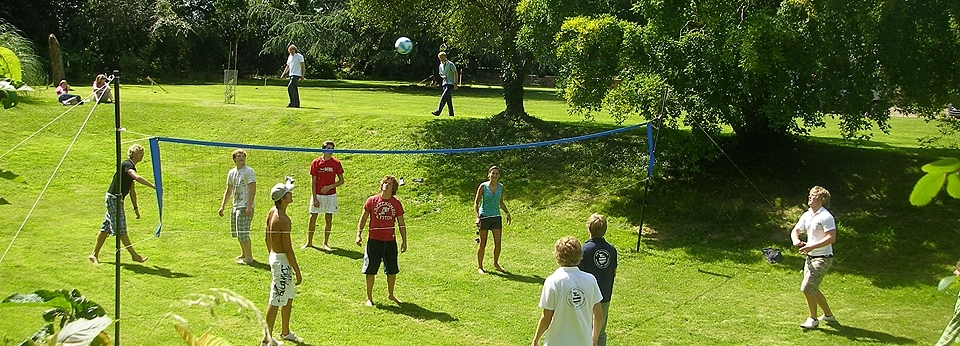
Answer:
[{"xmin": 262, "ymin": 179, "xmax": 304, "ymax": 345}]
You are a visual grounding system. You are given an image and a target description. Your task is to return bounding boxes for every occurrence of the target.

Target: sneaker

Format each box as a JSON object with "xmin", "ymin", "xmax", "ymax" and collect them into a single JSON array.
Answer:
[
  {"xmin": 280, "ymin": 332, "xmax": 303, "ymax": 342},
  {"xmin": 819, "ymin": 314, "xmax": 837, "ymax": 323},
  {"xmin": 431, "ymin": 111, "xmax": 441, "ymax": 116},
  {"xmin": 800, "ymin": 317, "xmax": 818, "ymax": 329}
]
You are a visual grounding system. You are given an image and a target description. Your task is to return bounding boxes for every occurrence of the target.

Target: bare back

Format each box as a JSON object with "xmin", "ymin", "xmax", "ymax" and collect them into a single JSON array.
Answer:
[{"xmin": 266, "ymin": 207, "xmax": 292, "ymax": 254}]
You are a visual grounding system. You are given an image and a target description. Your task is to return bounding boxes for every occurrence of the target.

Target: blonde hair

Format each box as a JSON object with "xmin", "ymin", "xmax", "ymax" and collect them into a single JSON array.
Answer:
[
  {"xmin": 587, "ymin": 213, "xmax": 607, "ymax": 238},
  {"xmin": 553, "ymin": 236, "xmax": 583, "ymax": 267},
  {"xmin": 96, "ymin": 74, "xmax": 107, "ymax": 83},
  {"xmin": 127, "ymin": 144, "xmax": 145, "ymax": 158},
  {"xmin": 809, "ymin": 186, "xmax": 831, "ymax": 208},
  {"xmin": 438, "ymin": 51, "xmax": 447, "ymax": 59},
  {"xmin": 231, "ymin": 148, "xmax": 247, "ymax": 160}
]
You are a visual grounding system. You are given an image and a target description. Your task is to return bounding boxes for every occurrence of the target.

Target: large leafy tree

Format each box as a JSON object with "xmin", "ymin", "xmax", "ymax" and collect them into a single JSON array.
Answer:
[
  {"xmin": 351, "ymin": 0, "xmax": 533, "ymax": 119},
  {"xmin": 522, "ymin": 0, "xmax": 960, "ymax": 143}
]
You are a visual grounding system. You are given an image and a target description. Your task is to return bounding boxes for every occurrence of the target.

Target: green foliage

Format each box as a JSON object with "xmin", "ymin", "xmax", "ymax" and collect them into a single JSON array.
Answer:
[
  {"xmin": 152, "ymin": 289, "xmax": 266, "ymax": 346},
  {"xmin": 0, "ymin": 20, "xmax": 43, "ymax": 86},
  {"xmin": 0, "ymin": 290, "xmax": 110, "ymax": 346},
  {"xmin": 911, "ymin": 157, "xmax": 960, "ymax": 206},
  {"xmin": 533, "ymin": 0, "xmax": 960, "ymax": 145},
  {"xmin": 0, "ymin": 46, "xmax": 22, "ymax": 83}
]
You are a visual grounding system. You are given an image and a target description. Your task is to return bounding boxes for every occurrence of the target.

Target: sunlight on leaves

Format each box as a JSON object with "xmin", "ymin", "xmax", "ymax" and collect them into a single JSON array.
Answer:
[
  {"xmin": 922, "ymin": 157, "xmax": 960, "ymax": 173},
  {"xmin": 910, "ymin": 173, "xmax": 947, "ymax": 206}
]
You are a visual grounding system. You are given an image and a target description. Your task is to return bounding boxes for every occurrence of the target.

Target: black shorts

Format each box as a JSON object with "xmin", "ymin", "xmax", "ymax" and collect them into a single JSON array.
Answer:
[
  {"xmin": 362, "ymin": 239, "xmax": 399, "ymax": 275},
  {"xmin": 478, "ymin": 215, "xmax": 503, "ymax": 231}
]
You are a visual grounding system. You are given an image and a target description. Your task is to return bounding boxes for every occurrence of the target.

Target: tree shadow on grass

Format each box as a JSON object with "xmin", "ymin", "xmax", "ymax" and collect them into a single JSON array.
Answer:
[
  {"xmin": 107, "ymin": 262, "xmax": 192, "ymax": 278},
  {"xmin": 377, "ymin": 302, "xmax": 458, "ymax": 323},
  {"xmin": 486, "ymin": 270, "xmax": 546, "ymax": 285},
  {"xmin": 603, "ymin": 138, "xmax": 960, "ymax": 288},
  {"xmin": 812, "ymin": 323, "xmax": 916, "ymax": 344},
  {"xmin": 412, "ymin": 116, "xmax": 960, "ymax": 289},
  {"xmin": 411, "ymin": 116, "xmax": 650, "ymax": 208}
]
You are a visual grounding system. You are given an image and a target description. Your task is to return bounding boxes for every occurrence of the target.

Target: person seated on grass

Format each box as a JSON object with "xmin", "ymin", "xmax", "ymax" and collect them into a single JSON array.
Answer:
[
  {"xmin": 92, "ymin": 74, "xmax": 113, "ymax": 103},
  {"xmin": 532, "ymin": 236, "xmax": 604, "ymax": 346},
  {"xmin": 56, "ymin": 80, "xmax": 83, "ymax": 105}
]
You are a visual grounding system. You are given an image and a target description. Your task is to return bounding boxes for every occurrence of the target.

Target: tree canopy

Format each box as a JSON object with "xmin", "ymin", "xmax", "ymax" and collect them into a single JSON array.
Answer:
[{"xmin": 522, "ymin": 0, "xmax": 960, "ymax": 142}]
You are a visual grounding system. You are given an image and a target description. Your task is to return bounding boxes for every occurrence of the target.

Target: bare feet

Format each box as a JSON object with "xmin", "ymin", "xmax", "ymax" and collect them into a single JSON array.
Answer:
[
  {"xmin": 388, "ymin": 295, "xmax": 403, "ymax": 304},
  {"xmin": 494, "ymin": 264, "xmax": 505, "ymax": 272},
  {"xmin": 365, "ymin": 300, "xmax": 374, "ymax": 307},
  {"xmin": 236, "ymin": 258, "xmax": 254, "ymax": 265},
  {"xmin": 301, "ymin": 243, "xmax": 313, "ymax": 249},
  {"xmin": 321, "ymin": 244, "xmax": 332, "ymax": 251},
  {"xmin": 88, "ymin": 255, "xmax": 99, "ymax": 265},
  {"xmin": 132, "ymin": 255, "xmax": 148, "ymax": 263}
]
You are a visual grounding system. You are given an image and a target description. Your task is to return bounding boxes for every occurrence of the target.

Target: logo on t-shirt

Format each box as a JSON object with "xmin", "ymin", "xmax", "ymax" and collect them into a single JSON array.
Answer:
[
  {"xmin": 374, "ymin": 202, "xmax": 395, "ymax": 221},
  {"xmin": 567, "ymin": 286, "xmax": 587, "ymax": 310},
  {"xmin": 594, "ymin": 249, "xmax": 611, "ymax": 269}
]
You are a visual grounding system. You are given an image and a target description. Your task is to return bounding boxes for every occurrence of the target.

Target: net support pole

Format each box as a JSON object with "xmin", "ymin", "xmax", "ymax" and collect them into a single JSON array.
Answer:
[
  {"xmin": 637, "ymin": 88, "xmax": 668, "ymax": 252},
  {"xmin": 112, "ymin": 69, "xmax": 122, "ymax": 346}
]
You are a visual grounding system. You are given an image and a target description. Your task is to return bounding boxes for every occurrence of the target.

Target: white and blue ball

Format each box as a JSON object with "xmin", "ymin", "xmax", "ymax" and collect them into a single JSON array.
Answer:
[{"xmin": 395, "ymin": 37, "xmax": 413, "ymax": 55}]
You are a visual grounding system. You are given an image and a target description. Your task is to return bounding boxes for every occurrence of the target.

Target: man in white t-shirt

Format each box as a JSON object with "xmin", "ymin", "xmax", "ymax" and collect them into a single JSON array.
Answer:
[
  {"xmin": 532, "ymin": 236, "xmax": 603, "ymax": 346},
  {"xmin": 280, "ymin": 44, "xmax": 306, "ymax": 108},
  {"xmin": 219, "ymin": 149, "xmax": 257, "ymax": 264},
  {"xmin": 791, "ymin": 185, "xmax": 838, "ymax": 329}
]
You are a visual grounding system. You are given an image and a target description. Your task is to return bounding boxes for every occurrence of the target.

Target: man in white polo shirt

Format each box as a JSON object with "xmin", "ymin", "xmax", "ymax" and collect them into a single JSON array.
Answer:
[{"xmin": 791, "ymin": 185, "xmax": 838, "ymax": 330}]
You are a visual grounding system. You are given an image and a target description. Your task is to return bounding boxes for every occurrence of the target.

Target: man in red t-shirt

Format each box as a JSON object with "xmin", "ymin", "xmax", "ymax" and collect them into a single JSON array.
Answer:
[
  {"xmin": 305, "ymin": 140, "xmax": 344, "ymax": 251},
  {"xmin": 356, "ymin": 175, "xmax": 407, "ymax": 307}
]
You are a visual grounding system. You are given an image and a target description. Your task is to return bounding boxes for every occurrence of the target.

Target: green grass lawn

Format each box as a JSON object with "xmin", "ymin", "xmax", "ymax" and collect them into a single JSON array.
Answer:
[{"xmin": 1, "ymin": 80, "xmax": 958, "ymax": 345}]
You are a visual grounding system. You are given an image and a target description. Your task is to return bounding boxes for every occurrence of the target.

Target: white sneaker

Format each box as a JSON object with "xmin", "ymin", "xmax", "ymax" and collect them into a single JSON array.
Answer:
[
  {"xmin": 819, "ymin": 314, "xmax": 837, "ymax": 323},
  {"xmin": 800, "ymin": 317, "xmax": 819, "ymax": 329},
  {"xmin": 280, "ymin": 332, "xmax": 303, "ymax": 342}
]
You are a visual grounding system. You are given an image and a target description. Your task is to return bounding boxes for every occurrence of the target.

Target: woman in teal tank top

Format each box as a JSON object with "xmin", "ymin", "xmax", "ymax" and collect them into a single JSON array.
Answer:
[{"xmin": 473, "ymin": 166, "xmax": 512, "ymax": 274}]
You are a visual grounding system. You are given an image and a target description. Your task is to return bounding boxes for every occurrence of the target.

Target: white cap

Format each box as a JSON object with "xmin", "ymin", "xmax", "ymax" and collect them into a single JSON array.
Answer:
[{"xmin": 270, "ymin": 176, "xmax": 295, "ymax": 201}]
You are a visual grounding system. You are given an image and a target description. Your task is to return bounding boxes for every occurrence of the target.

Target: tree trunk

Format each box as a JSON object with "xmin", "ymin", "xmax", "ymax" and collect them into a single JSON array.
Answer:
[
  {"xmin": 497, "ymin": 7, "xmax": 530, "ymax": 122},
  {"xmin": 48, "ymin": 34, "xmax": 64, "ymax": 85}
]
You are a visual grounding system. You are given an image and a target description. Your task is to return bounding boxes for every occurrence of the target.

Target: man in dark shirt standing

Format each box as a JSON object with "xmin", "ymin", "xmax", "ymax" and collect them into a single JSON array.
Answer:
[
  {"xmin": 89, "ymin": 144, "xmax": 156, "ymax": 264},
  {"xmin": 578, "ymin": 213, "xmax": 618, "ymax": 346}
]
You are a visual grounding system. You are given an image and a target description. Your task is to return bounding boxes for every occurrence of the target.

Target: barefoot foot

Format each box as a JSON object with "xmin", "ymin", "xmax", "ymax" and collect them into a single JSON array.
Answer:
[
  {"xmin": 388, "ymin": 295, "xmax": 403, "ymax": 304},
  {"xmin": 88, "ymin": 255, "xmax": 99, "ymax": 265}
]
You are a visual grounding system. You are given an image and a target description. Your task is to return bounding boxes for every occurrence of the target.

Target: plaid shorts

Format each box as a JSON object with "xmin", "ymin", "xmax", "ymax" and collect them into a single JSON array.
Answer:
[
  {"xmin": 231, "ymin": 208, "xmax": 253, "ymax": 242},
  {"xmin": 100, "ymin": 193, "xmax": 127, "ymax": 236},
  {"xmin": 801, "ymin": 256, "xmax": 834, "ymax": 294}
]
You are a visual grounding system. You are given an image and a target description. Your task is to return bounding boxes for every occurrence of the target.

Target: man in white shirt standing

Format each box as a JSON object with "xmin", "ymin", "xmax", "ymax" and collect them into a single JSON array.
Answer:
[
  {"xmin": 431, "ymin": 51, "xmax": 457, "ymax": 117},
  {"xmin": 280, "ymin": 44, "xmax": 306, "ymax": 108},
  {"xmin": 219, "ymin": 149, "xmax": 257, "ymax": 264},
  {"xmin": 791, "ymin": 185, "xmax": 838, "ymax": 329}
]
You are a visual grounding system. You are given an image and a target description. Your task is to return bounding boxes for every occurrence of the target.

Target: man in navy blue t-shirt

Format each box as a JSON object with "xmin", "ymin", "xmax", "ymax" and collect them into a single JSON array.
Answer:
[{"xmin": 578, "ymin": 213, "xmax": 618, "ymax": 346}]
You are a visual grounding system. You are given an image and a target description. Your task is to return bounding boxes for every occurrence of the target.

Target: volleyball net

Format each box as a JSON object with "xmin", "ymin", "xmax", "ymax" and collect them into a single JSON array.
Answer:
[{"xmin": 146, "ymin": 121, "xmax": 657, "ymax": 237}]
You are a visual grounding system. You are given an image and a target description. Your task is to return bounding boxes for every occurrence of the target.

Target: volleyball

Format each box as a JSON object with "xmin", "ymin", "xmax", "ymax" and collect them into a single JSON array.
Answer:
[{"xmin": 395, "ymin": 37, "xmax": 413, "ymax": 55}]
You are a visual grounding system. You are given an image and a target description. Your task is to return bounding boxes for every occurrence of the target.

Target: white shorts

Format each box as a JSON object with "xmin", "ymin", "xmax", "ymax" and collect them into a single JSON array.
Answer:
[
  {"xmin": 309, "ymin": 194, "xmax": 338, "ymax": 214},
  {"xmin": 269, "ymin": 252, "xmax": 296, "ymax": 306}
]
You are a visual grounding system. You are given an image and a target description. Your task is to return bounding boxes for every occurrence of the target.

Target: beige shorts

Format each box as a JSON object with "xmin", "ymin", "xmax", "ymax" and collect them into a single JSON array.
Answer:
[
  {"xmin": 309, "ymin": 194, "xmax": 338, "ymax": 214},
  {"xmin": 269, "ymin": 253, "xmax": 296, "ymax": 306},
  {"xmin": 801, "ymin": 256, "xmax": 834, "ymax": 294}
]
